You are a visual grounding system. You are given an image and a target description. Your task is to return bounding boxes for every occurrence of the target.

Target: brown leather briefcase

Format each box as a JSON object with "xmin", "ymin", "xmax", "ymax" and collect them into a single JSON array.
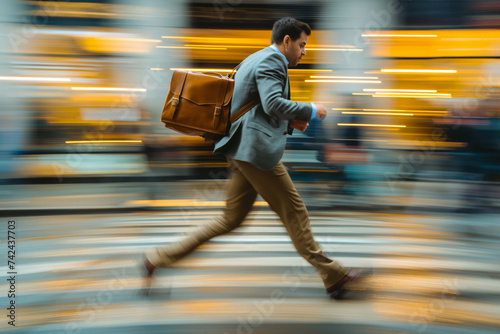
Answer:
[{"xmin": 161, "ymin": 67, "xmax": 258, "ymax": 142}]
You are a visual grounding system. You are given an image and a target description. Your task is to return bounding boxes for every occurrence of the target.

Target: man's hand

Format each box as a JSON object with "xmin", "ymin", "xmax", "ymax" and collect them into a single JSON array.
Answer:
[
  {"xmin": 315, "ymin": 104, "xmax": 327, "ymax": 119},
  {"xmin": 290, "ymin": 120, "xmax": 309, "ymax": 132}
]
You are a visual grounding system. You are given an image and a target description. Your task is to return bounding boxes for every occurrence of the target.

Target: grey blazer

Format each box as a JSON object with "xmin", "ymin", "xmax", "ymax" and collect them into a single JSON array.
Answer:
[{"xmin": 214, "ymin": 46, "xmax": 313, "ymax": 171}]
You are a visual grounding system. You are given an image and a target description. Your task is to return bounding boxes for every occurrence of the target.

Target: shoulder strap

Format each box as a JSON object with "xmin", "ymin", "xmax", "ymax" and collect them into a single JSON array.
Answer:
[
  {"xmin": 230, "ymin": 98, "xmax": 259, "ymax": 123},
  {"xmin": 227, "ymin": 58, "xmax": 259, "ymax": 123},
  {"xmin": 227, "ymin": 59, "xmax": 246, "ymax": 79}
]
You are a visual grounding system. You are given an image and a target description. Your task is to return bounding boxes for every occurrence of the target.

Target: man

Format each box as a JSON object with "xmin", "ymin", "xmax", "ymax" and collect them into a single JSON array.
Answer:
[{"xmin": 143, "ymin": 17, "xmax": 368, "ymax": 299}]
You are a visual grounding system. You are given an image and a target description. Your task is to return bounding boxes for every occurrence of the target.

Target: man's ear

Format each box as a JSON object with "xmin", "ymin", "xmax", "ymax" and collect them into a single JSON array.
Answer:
[{"xmin": 283, "ymin": 35, "xmax": 291, "ymax": 48}]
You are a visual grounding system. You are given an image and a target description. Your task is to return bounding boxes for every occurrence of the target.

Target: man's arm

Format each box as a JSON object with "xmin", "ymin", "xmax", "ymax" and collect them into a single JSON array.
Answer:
[
  {"xmin": 288, "ymin": 104, "xmax": 327, "ymax": 134},
  {"xmin": 256, "ymin": 53, "xmax": 312, "ymax": 122}
]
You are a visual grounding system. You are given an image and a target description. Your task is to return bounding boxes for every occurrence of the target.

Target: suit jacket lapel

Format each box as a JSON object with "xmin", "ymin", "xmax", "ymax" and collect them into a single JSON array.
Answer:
[{"xmin": 265, "ymin": 46, "xmax": 290, "ymax": 100}]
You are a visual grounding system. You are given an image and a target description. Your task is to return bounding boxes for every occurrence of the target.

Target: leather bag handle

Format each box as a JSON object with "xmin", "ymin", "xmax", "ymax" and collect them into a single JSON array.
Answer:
[{"xmin": 203, "ymin": 72, "xmax": 224, "ymax": 78}]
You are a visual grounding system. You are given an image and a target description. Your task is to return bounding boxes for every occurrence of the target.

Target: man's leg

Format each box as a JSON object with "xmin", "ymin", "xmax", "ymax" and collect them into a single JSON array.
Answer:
[
  {"xmin": 146, "ymin": 160, "xmax": 258, "ymax": 268},
  {"xmin": 232, "ymin": 159, "xmax": 348, "ymax": 289}
]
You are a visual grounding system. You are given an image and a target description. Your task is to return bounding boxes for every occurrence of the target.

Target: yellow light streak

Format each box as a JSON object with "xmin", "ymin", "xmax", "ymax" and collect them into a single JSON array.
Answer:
[
  {"xmin": 114, "ymin": 38, "xmax": 162, "ymax": 43},
  {"xmin": 162, "ymin": 36, "xmax": 237, "ymax": 41},
  {"xmin": 341, "ymin": 111, "xmax": 414, "ymax": 116},
  {"xmin": 364, "ymin": 109, "xmax": 404, "ymax": 112},
  {"xmin": 184, "ymin": 44, "xmax": 262, "ymax": 49},
  {"xmin": 0, "ymin": 76, "xmax": 71, "ymax": 82},
  {"xmin": 306, "ymin": 48, "xmax": 364, "ymax": 51},
  {"xmin": 150, "ymin": 68, "xmax": 166, "ymax": 71},
  {"xmin": 65, "ymin": 140, "xmax": 143, "ymax": 144},
  {"xmin": 162, "ymin": 36, "xmax": 356, "ymax": 49},
  {"xmin": 71, "ymin": 87, "xmax": 146, "ymax": 92},
  {"xmin": 374, "ymin": 92, "xmax": 451, "ymax": 96},
  {"xmin": 363, "ymin": 109, "xmax": 447, "ymax": 113},
  {"xmin": 156, "ymin": 46, "xmax": 227, "ymax": 50},
  {"xmin": 381, "ymin": 69, "xmax": 457, "ymax": 73},
  {"xmin": 373, "ymin": 94, "xmax": 452, "ymax": 99},
  {"xmin": 312, "ymin": 76, "xmax": 379, "ymax": 79},
  {"xmin": 312, "ymin": 45, "xmax": 358, "ymax": 48},
  {"xmin": 162, "ymin": 36, "xmax": 201, "ymax": 39},
  {"xmin": 363, "ymin": 89, "xmax": 437, "ymax": 93},
  {"xmin": 362, "ymin": 34, "xmax": 438, "ymax": 37},
  {"xmin": 334, "ymin": 107, "xmax": 446, "ymax": 114},
  {"xmin": 141, "ymin": 39, "xmax": 162, "ymax": 43},
  {"xmin": 389, "ymin": 140, "xmax": 466, "ymax": 148},
  {"xmin": 289, "ymin": 69, "xmax": 333, "ymax": 72},
  {"xmin": 441, "ymin": 37, "xmax": 500, "ymax": 41},
  {"xmin": 306, "ymin": 80, "xmax": 382, "ymax": 83},
  {"xmin": 168, "ymin": 68, "xmax": 233, "ymax": 72},
  {"xmin": 337, "ymin": 123, "xmax": 406, "ymax": 128},
  {"xmin": 438, "ymin": 48, "xmax": 498, "ymax": 51}
]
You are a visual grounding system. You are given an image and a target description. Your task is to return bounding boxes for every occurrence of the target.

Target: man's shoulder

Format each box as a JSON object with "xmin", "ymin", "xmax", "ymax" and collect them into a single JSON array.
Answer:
[
  {"xmin": 243, "ymin": 47, "xmax": 272, "ymax": 63},
  {"xmin": 241, "ymin": 47, "xmax": 286, "ymax": 70}
]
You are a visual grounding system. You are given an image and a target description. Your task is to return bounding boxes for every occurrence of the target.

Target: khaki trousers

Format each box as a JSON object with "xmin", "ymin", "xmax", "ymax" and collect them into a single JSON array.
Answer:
[{"xmin": 146, "ymin": 158, "xmax": 348, "ymax": 289}]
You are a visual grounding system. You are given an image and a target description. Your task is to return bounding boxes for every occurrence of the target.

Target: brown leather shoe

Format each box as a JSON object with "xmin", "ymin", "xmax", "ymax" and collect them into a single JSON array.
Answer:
[
  {"xmin": 140, "ymin": 257, "xmax": 156, "ymax": 296},
  {"xmin": 326, "ymin": 268, "xmax": 372, "ymax": 300},
  {"xmin": 143, "ymin": 257, "xmax": 156, "ymax": 277}
]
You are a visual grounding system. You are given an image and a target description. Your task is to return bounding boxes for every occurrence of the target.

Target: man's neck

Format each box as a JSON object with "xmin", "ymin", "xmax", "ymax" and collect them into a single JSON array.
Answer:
[{"xmin": 272, "ymin": 43, "xmax": 286, "ymax": 55}]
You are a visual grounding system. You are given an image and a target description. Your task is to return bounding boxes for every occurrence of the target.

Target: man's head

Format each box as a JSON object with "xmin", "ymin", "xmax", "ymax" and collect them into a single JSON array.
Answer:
[{"xmin": 271, "ymin": 17, "xmax": 311, "ymax": 67}]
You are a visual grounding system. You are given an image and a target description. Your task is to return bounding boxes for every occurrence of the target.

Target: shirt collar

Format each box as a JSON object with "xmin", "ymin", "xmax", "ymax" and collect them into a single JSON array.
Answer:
[{"xmin": 270, "ymin": 45, "xmax": 289, "ymax": 65}]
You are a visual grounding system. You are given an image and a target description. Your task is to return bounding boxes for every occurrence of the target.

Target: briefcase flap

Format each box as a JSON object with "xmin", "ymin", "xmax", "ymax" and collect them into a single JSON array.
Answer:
[{"xmin": 174, "ymin": 70, "xmax": 234, "ymax": 107}]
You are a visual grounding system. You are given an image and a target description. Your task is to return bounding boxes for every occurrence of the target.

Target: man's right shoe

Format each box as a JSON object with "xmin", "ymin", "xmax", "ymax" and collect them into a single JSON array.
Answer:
[
  {"xmin": 326, "ymin": 268, "xmax": 372, "ymax": 300},
  {"xmin": 143, "ymin": 257, "xmax": 156, "ymax": 277},
  {"xmin": 140, "ymin": 256, "xmax": 156, "ymax": 296}
]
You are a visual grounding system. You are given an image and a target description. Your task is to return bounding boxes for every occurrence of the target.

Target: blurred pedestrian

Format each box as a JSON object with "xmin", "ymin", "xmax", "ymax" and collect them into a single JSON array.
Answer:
[{"xmin": 143, "ymin": 17, "xmax": 370, "ymax": 299}]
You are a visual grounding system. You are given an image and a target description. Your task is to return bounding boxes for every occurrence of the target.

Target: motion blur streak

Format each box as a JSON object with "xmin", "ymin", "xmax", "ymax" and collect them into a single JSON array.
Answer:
[{"xmin": 0, "ymin": 1, "xmax": 499, "ymax": 333}]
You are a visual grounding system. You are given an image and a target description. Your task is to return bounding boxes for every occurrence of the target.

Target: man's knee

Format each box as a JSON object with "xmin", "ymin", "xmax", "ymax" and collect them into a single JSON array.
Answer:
[
  {"xmin": 221, "ymin": 207, "xmax": 249, "ymax": 227},
  {"xmin": 211, "ymin": 216, "xmax": 241, "ymax": 235}
]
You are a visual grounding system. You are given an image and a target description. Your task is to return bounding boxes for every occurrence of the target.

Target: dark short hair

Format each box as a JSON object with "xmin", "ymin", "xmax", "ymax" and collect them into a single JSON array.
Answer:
[{"xmin": 271, "ymin": 17, "xmax": 311, "ymax": 45}]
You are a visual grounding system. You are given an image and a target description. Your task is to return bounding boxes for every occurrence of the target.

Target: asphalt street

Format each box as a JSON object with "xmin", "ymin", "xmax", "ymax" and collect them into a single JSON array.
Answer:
[{"xmin": 1, "ymin": 207, "xmax": 499, "ymax": 333}]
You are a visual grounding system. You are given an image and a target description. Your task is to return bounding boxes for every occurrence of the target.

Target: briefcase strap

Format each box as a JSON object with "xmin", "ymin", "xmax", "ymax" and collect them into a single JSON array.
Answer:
[
  {"xmin": 171, "ymin": 70, "xmax": 188, "ymax": 113},
  {"xmin": 213, "ymin": 78, "xmax": 230, "ymax": 128},
  {"xmin": 227, "ymin": 60, "xmax": 246, "ymax": 79},
  {"xmin": 230, "ymin": 97, "xmax": 260, "ymax": 123}
]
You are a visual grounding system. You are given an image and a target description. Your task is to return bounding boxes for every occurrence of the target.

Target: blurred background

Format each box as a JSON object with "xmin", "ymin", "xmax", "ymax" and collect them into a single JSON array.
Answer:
[{"xmin": 0, "ymin": 0, "xmax": 499, "ymax": 333}]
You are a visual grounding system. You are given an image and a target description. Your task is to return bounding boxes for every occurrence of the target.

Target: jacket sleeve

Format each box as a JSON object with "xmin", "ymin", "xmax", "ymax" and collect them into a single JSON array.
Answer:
[{"xmin": 255, "ymin": 53, "xmax": 313, "ymax": 122}]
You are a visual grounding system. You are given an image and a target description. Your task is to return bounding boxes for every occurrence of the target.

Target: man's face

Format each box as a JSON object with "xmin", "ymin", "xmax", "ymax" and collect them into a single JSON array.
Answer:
[{"xmin": 284, "ymin": 31, "xmax": 308, "ymax": 67}]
